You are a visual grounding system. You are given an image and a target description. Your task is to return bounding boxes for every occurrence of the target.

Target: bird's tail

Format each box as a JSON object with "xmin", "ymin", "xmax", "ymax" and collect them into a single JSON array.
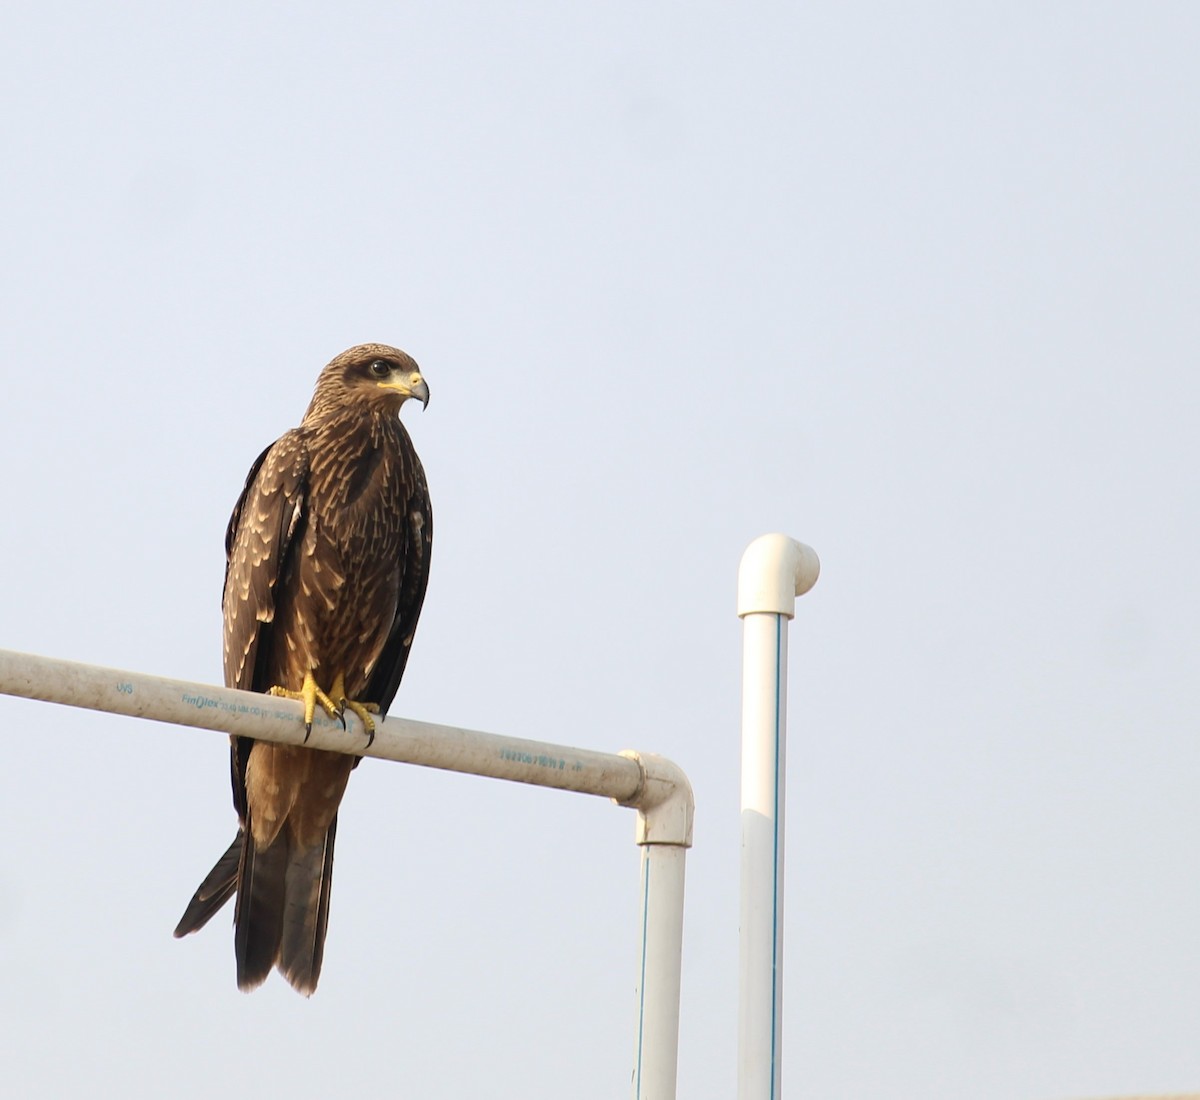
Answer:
[
  {"xmin": 279, "ymin": 818, "xmax": 338, "ymax": 995},
  {"xmin": 174, "ymin": 835, "xmax": 241, "ymax": 937},
  {"xmin": 233, "ymin": 817, "xmax": 339, "ymax": 996}
]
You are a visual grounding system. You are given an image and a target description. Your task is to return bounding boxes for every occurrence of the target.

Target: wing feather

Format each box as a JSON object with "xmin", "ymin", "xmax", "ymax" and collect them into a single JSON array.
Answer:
[
  {"xmin": 222, "ymin": 433, "xmax": 310, "ymax": 693},
  {"xmin": 365, "ymin": 439, "xmax": 432, "ymax": 716},
  {"xmin": 221, "ymin": 433, "xmax": 310, "ymax": 832}
]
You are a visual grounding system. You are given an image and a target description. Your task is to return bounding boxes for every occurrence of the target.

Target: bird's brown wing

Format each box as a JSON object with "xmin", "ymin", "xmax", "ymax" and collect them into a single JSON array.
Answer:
[
  {"xmin": 223, "ymin": 432, "xmax": 310, "ymax": 830},
  {"xmin": 174, "ymin": 432, "xmax": 311, "ymax": 939},
  {"xmin": 223, "ymin": 432, "xmax": 310, "ymax": 697},
  {"xmin": 364, "ymin": 438, "xmax": 432, "ymax": 717}
]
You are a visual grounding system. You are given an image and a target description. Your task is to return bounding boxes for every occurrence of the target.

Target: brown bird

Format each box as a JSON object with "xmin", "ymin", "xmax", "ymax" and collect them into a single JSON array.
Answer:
[{"xmin": 174, "ymin": 343, "xmax": 432, "ymax": 995}]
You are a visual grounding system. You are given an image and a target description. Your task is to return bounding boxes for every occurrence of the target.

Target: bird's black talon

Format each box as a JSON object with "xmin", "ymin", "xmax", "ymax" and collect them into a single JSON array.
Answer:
[
  {"xmin": 364, "ymin": 729, "xmax": 376, "ymax": 749},
  {"xmin": 303, "ymin": 722, "xmax": 313, "ymax": 744}
]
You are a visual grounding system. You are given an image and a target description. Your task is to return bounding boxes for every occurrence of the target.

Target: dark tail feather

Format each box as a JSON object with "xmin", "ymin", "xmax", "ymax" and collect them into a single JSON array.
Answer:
[
  {"xmin": 234, "ymin": 830, "xmax": 289, "ymax": 993},
  {"xmin": 182, "ymin": 818, "xmax": 337, "ymax": 995},
  {"xmin": 174, "ymin": 835, "xmax": 242, "ymax": 937},
  {"xmin": 278, "ymin": 816, "xmax": 338, "ymax": 997}
]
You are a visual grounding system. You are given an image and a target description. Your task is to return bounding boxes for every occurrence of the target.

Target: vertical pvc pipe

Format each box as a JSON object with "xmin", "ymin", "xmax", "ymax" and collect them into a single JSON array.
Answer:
[
  {"xmin": 621, "ymin": 752, "xmax": 692, "ymax": 1100},
  {"xmin": 736, "ymin": 534, "xmax": 819, "ymax": 1100},
  {"xmin": 632, "ymin": 843, "xmax": 687, "ymax": 1100},
  {"xmin": 738, "ymin": 613, "xmax": 787, "ymax": 1100}
]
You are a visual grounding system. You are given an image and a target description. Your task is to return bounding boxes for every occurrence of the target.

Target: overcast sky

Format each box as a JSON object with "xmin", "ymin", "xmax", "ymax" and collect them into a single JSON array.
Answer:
[{"xmin": 1, "ymin": 4, "xmax": 1198, "ymax": 1098}]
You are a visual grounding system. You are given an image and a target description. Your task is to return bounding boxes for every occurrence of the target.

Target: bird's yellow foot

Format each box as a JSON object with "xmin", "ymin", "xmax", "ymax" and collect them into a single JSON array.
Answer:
[
  {"xmin": 269, "ymin": 671, "xmax": 341, "ymax": 741},
  {"xmin": 330, "ymin": 673, "xmax": 382, "ymax": 746}
]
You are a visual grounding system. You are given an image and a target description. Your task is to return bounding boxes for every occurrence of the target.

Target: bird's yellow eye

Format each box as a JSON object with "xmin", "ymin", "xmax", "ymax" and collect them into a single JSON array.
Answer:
[{"xmin": 368, "ymin": 360, "xmax": 391, "ymax": 378}]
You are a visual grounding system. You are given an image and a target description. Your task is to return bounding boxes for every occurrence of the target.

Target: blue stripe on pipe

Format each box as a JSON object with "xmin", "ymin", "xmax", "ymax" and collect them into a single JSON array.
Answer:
[{"xmin": 771, "ymin": 613, "xmax": 783, "ymax": 1100}]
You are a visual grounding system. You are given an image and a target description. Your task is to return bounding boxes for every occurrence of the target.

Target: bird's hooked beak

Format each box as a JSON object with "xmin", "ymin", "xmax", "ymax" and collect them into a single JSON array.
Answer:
[{"xmin": 380, "ymin": 370, "xmax": 430, "ymax": 409}]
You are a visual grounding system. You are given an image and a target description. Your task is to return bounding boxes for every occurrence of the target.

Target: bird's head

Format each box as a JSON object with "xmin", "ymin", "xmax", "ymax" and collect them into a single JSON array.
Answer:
[{"xmin": 306, "ymin": 343, "xmax": 430, "ymax": 419}]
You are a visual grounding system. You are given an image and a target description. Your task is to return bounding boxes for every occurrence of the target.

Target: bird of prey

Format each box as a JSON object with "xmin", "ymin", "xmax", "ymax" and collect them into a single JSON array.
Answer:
[{"xmin": 174, "ymin": 343, "xmax": 432, "ymax": 995}]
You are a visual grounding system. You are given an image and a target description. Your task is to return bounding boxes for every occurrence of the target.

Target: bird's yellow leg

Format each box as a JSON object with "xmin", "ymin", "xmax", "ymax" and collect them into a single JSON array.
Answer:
[
  {"xmin": 269, "ymin": 671, "xmax": 340, "ymax": 740},
  {"xmin": 329, "ymin": 672, "xmax": 381, "ymax": 746}
]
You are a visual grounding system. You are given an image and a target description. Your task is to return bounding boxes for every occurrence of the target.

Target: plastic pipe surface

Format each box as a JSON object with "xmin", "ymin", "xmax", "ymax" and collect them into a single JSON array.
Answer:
[
  {"xmin": 737, "ymin": 533, "xmax": 820, "ymax": 619},
  {"xmin": 0, "ymin": 645, "xmax": 694, "ymax": 1099},
  {"xmin": 633, "ymin": 844, "xmax": 687, "ymax": 1100},
  {"xmin": 737, "ymin": 535, "xmax": 818, "ymax": 1100},
  {"xmin": 621, "ymin": 752, "xmax": 693, "ymax": 1100},
  {"xmin": 618, "ymin": 751, "xmax": 695, "ymax": 848},
  {"xmin": 0, "ymin": 648, "xmax": 644, "ymax": 802},
  {"xmin": 739, "ymin": 613, "xmax": 787, "ymax": 1100}
]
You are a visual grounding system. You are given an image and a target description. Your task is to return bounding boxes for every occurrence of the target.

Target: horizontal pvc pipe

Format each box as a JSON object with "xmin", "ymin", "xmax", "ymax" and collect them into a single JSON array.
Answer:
[
  {"xmin": 0, "ymin": 647, "xmax": 695, "ymax": 1099},
  {"xmin": 0, "ymin": 647, "xmax": 644, "ymax": 803}
]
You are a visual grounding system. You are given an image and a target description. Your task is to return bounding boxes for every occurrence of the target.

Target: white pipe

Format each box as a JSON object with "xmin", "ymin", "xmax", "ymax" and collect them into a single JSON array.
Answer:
[
  {"xmin": 736, "ymin": 535, "xmax": 820, "ymax": 1100},
  {"xmin": 619, "ymin": 752, "xmax": 694, "ymax": 1100},
  {"xmin": 0, "ymin": 646, "xmax": 694, "ymax": 1097},
  {"xmin": 737, "ymin": 534, "xmax": 820, "ymax": 620},
  {"xmin": 0, "ymin": 647, "xmax": 643, "ymax": 801},
  {"xmin": 633, "ymin": 843, "xmax": 687, "ymax": 1100},
  {"xmin": 738, "ymin": 612, "xmax": 789, "ymax": 1100}
]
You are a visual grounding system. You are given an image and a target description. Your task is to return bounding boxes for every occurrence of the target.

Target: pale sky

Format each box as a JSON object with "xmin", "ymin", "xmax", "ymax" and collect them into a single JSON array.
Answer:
[{"xmin": 1, "ymin": 4, "xmax": 1198, "ymax": 1098}]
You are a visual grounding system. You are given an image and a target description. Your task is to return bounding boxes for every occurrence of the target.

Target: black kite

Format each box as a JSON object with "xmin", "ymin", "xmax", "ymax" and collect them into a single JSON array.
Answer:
[{"xmin": 174, "ymin": 343, "xmax": 432, "ymax": 994}]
